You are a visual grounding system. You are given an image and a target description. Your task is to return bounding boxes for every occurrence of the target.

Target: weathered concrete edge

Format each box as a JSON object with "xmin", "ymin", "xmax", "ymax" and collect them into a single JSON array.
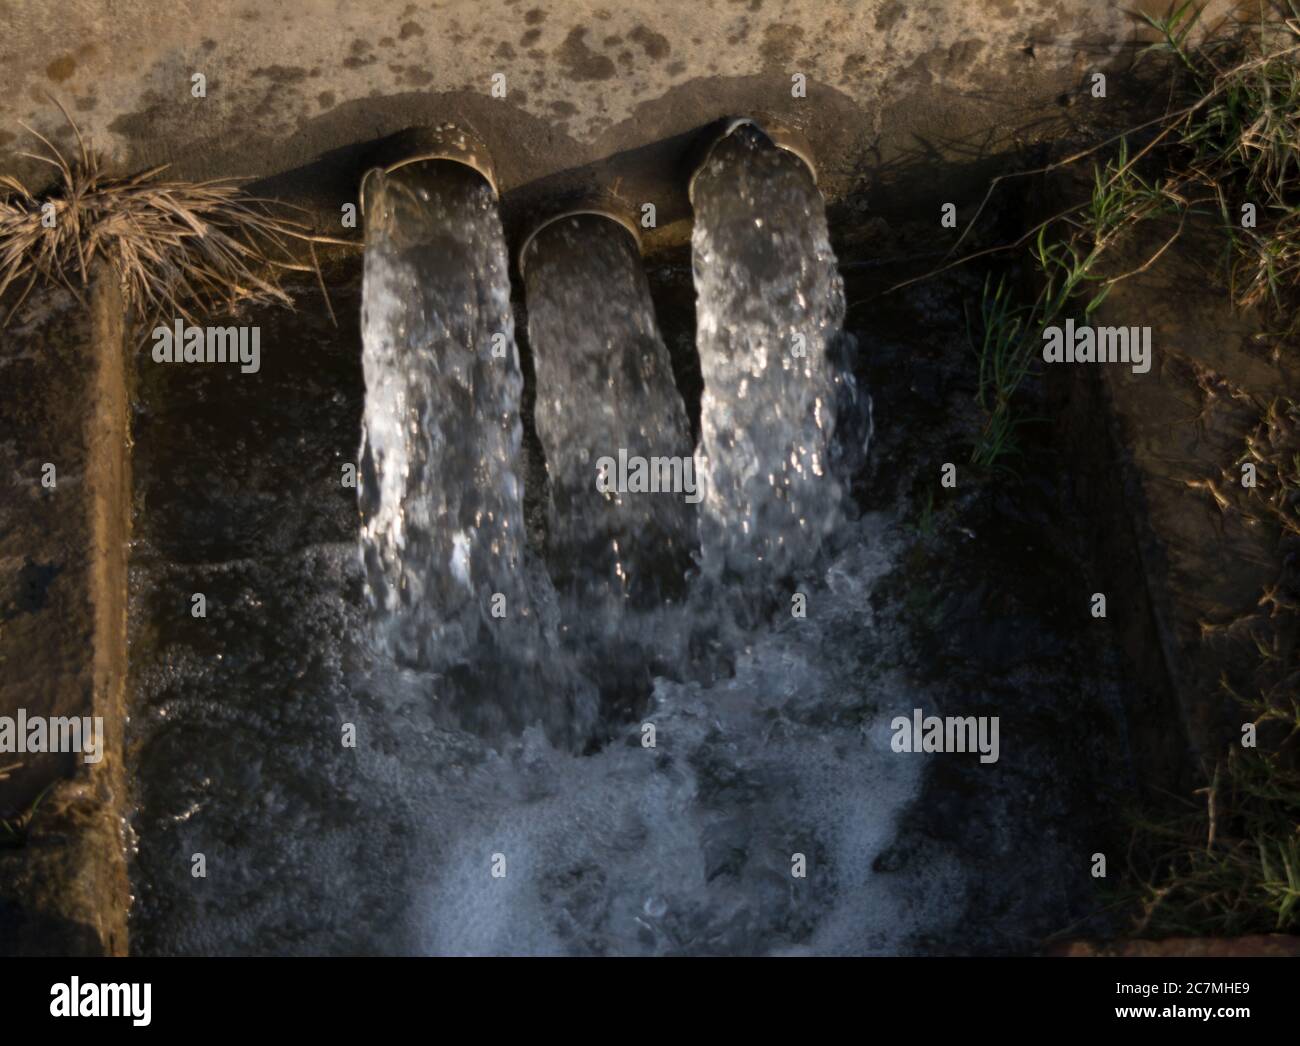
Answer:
[
  {"xmin": 85, "ymin": 267, "xmax": 132, "ymax": 956},
  {"xmin": 0, "ymin": 270, "xmax": 131, "ymax": 956}
]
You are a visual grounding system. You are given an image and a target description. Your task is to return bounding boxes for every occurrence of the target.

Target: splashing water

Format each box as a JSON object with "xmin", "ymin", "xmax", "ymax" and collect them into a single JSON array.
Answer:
[
  {"xmin": 522, "ymin": 214, "xmax": 696, "ymax": 612},
  {"xmin": 127, "ymin": 138, "xmax": 962, "ymax": 959},
  {"xmin": 690, "ymin": 126, "xmax": 858, "ymax": 587},
  {"xmin": 358, "ymin": 162, "xmax": 595, "ymax": 741},
  {"xmin": 520, "ymin": 215, "xmax": 700, "ymax": 705},
  {"xmin": 358, "ymin": 162, "xmax": 526, "ymax": 667}
]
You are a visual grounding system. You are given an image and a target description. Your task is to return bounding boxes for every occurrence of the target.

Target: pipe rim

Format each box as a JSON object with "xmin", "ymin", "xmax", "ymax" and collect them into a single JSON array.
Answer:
[
  {"xmin": 359, "ymin": 125, "xmax": 498, "ymax": 216},
  {"xmin": 517, "ymin": 206, "xmax": 642, "ymax": 279},
  {"xmin": 686, "ymin": 116, "xmax": 817, "ymax": 206}
]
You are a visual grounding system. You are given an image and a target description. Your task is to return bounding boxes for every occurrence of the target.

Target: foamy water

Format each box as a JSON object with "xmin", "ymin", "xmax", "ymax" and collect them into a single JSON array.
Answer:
[{"xmin": 124, "ymin": 136, "xmax": 969, "ymax": 957}]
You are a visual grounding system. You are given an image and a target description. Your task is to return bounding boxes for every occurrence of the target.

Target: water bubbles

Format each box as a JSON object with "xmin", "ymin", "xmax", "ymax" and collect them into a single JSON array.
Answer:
[
  {"xmin": 690, "ymin": 128, "xmax": 852, "ymax": 585},
  {"xmin": 358, "ymin": 162, "xmax": 591, "ymax": 743},
  {"xmin": 130, "ymin": 130, "xmax": 907, "ymax": 959}
]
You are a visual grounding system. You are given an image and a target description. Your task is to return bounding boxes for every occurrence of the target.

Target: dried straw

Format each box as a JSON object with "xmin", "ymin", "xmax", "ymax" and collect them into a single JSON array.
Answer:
[{"xmin": 1, "ymin": 102, "xmax": 350, "ymax": 327}]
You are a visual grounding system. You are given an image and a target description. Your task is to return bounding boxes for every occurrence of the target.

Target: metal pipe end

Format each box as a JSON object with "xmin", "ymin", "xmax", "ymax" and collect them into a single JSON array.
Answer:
[
  {"xmin": 517, "ymin": 192, "xmax": 642, "ymax": 279},
  {"xmin": 685, "ymin": 115, "xmax": 816, "ymax": 206},
  {"xmin": 359, "ymin": 124, "xmax": 497, "ymax": 216}
]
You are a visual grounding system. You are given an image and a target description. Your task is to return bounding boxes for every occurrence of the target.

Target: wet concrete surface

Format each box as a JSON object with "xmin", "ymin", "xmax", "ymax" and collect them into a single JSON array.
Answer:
[
  {"xmin": 113, "ymin": 197, "xmax": 1144, "ymax": 952},
  {"xmin": 0, "ymin": 276, "xmax": 130, "ymax": 956},
  {"xmin": 4, "ymin": 154, "xmax": 1288, "ymax": 952}
]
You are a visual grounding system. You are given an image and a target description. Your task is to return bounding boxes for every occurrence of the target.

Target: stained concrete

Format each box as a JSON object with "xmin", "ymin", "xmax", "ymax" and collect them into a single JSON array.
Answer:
[{"xmin": 0, "ymin": 0, "xmax": 1246, "ymax": 245}]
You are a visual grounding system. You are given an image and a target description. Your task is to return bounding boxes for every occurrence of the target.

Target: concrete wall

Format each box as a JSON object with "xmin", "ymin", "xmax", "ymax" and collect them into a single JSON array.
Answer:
[{"xmin": 0, "ymin": 0, "xmax": 1243, "ymax": 239}]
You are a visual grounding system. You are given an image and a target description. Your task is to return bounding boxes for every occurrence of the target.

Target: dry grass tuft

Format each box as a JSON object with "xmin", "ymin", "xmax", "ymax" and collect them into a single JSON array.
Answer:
[{"xmin": 0, "ymin": 103, "xmax": 345, "ymax": 327}]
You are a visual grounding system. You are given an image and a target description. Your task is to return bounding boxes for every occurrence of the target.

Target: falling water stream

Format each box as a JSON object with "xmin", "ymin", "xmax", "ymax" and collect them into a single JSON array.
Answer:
[
  {"xmin": 126, "ymin": 132, "xmax": 975, "ymax": 956},
  {"xmin": 521, "ymin": 214, "xmax": 697, "ymax": 705},
  {"xmin": 522, "ymin": 214, "xmax": 696, "ymax": 612},
  {"xmin": 691, "ymin": 125, "xmax": 862, "ymax": 587},
  {"xmin": 358, "ymin": 162, "xmax": 528, "ymax": 670},
  {"xmin": 357, "ymin": 160, "xmax": 595, "ymax": 742}
]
